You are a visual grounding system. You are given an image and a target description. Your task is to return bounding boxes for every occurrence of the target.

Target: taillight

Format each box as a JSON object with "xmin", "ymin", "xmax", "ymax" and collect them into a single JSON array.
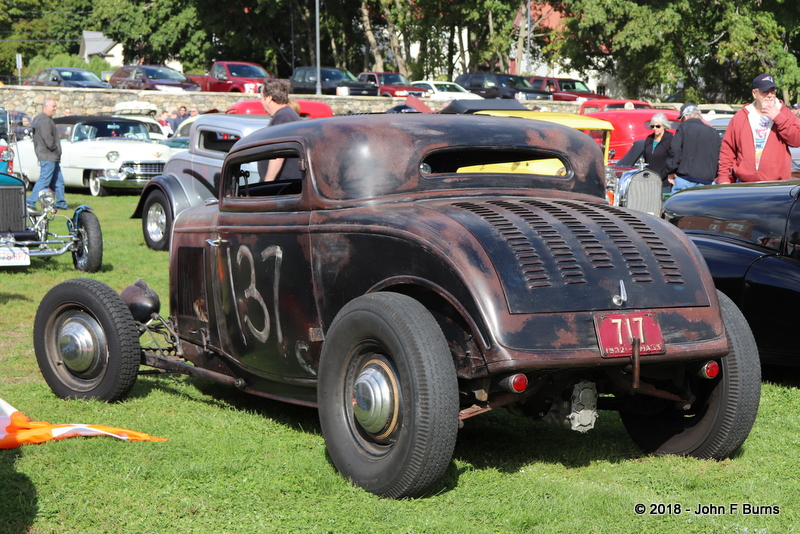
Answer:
[
  {"xmin": 498, "ymin": 373, "xmax": 528, "ymax": 393},
  {"xmin": 699, "ymin": 361, "xmax": 720, "ymax": 379}
]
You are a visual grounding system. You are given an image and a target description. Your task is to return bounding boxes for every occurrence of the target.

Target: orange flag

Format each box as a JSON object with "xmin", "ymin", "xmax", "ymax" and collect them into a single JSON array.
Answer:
[{"xmin": 0, "ymin": 398, "xmax": 166, "ymax": 449}]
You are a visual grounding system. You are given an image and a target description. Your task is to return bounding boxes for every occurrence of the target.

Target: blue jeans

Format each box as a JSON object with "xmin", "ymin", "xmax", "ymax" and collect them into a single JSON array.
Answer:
[
  {"xmin": 671, "ymin": 176, "xmax": 705, "ymax": 195},
  {"xmin": 27, "ymin": 160, "xmax": 68, "ymax": 209}
]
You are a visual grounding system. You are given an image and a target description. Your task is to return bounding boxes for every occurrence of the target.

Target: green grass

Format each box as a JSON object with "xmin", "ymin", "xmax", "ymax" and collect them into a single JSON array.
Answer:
[{"xmin": 1, "ymin": 192, "xmax": 799, "ymax": 533}]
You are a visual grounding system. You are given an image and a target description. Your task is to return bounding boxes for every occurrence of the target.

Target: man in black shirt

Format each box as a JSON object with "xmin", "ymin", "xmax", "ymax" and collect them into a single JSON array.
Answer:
[
  {"xmin": 666, "ymin": 105, "xmax": 721, "ymax": 194},
  {"xmin": 260, "ymin": 79, "xmax": 301, "ymax": 182}
]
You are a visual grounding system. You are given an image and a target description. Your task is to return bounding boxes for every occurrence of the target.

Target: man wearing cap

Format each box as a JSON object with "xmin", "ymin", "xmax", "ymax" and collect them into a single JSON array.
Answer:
[
  {"xmin": 716, "ymin": 73, "xmax": 800, "ymax": 183},
  {"xmin": 666, "ymin": 104, "xmax": 721, "ymax": 194}
]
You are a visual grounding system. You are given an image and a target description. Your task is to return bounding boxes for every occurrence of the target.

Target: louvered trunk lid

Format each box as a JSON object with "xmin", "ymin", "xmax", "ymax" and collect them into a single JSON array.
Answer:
[{"xmin": 440, "ymin": 198, "xmax": 708, "ymax": 314}]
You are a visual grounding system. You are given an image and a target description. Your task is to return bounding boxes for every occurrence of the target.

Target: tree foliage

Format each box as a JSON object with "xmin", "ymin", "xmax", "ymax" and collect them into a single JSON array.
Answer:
[
  {"xmin": 2, "ymin": 0, "xmax": 799, "ymax": 102},
  {"xmin": 547, "ymin": 0, "xmax": 800, "ymax": 103}
]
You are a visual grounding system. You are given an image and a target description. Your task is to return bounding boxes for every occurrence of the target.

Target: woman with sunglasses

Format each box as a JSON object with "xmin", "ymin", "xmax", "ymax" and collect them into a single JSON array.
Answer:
[{"xmin": 643, "ymin": 112, "xmax": 673, "ymax": 194}]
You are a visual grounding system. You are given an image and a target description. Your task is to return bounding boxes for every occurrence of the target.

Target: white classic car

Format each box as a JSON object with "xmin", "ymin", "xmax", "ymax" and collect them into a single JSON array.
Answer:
[{"xmin": 13, "ymin": 115, "xmax": 175, "ymax": 196}]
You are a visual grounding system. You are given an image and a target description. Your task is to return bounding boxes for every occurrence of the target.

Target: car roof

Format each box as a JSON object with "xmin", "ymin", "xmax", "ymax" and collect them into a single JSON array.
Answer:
[{"xmin": 231, "ymin": 113, "xmax": 607, "ymax": 201}]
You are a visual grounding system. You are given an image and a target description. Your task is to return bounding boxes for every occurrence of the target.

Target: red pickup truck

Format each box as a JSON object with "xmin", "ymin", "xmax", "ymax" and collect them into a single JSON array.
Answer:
[
  {"xmin": 357, "ymin": 71, "xmax": 428, "ymax": 97},
  {"xmin": 187, "ymin": 61, "xmax": 271, "ymax": 93}
]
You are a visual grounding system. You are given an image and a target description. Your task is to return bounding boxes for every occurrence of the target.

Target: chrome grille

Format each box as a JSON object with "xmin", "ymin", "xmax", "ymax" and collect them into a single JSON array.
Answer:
[
  {"xmin": 0, "ymin": 184, "xmax": 25, "ymax": 233},
  {"xmin": 124, "ymin": 161, "xmax": 165, "ymax": 179}
]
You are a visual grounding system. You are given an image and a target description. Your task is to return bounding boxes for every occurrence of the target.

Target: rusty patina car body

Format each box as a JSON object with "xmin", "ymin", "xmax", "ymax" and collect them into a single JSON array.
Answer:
[{"xmin": 34, "ymin": 114, "xmax": 760, "ymax": 499}]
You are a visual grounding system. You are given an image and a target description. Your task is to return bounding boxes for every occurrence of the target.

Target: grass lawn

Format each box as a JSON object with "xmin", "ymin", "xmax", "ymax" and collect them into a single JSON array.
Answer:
[{"xmin": 1, "ymin": 191, "xmax": 798, "ymax": 533}]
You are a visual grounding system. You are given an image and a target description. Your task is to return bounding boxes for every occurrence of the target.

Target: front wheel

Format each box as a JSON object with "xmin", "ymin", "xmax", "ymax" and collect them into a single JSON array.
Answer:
[
  {"xmin": 88, "ymin": 173, "xmax": 108, "ymax": 197},
  {"xmin": 72, "ymin": 211, "xmax": 103, "ymax": 272},
  {"xmin": 317, "ymin": 292, "xmax": 459, "ymax": 498},
  {"xmin": 34, "ymin": 279, "xmax": 141, "ymax": 402},
  {"xmin": 620, "ymin": 290, "xmax": 761, "ymax": 459},
  {"xmin": 142, "ymin": 190, "xmax": 172, "ymax": 251}
]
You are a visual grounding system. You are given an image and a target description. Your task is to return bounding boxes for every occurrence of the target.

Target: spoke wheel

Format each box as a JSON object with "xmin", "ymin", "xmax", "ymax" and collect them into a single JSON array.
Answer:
[
  {"xmin": 34, "ymin": 279, "xmax": 140, "ymax": 402},
  {"xmin": 318, "ymin": 292, "xmax": 458, "ymax": 498},
  {"xmin": 71, "ymin": 211, "xmax": 103, "ymax": 272}
]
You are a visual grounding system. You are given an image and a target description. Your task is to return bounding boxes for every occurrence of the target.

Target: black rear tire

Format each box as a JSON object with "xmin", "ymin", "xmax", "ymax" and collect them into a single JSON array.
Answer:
[
  {"xmin": 318, "ymin": 292, "xmax": 459, "ymax": 498},
  {"xmin": 34, "ymin": 279, "xmax": 141, "ymax": 402},
  {"xmin": 620, "ymin": 290, "xmax": 761, "ymax": 459},
  {"xmin": 142, "ymin": 190, "xmax": 172, "ymax": 251},
  {"xmin": 72, "ymin": 211, "xmax": 103, "ymax": 272}
]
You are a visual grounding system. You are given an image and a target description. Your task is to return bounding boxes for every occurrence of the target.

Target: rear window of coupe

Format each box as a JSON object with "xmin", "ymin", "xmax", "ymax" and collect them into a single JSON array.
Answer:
[{"xmin": 421, "ymin": 148, "xmax": 571, "ymax": 179}]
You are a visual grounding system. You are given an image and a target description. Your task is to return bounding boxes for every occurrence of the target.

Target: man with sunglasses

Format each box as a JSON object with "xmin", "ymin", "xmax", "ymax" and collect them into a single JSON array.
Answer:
[
  {"xmin": 666, "ymin": 104, "xmax": 721, "ymax": 194},
  {"xmin": 716, "ymin": 73, "xmax": 800, "ymax": 183}
]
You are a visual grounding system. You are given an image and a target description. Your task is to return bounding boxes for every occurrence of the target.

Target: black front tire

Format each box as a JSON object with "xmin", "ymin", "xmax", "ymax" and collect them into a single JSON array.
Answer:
[
  {"xmin": 620, "ymin": 290, "xmax": 761, "ymax": 459},
  {"xmin": 142, "ymin": 190, "xmax": 172, "ymax": 251},
  {"xmin": 34, "ymin": 279, "xmax": 141, "ymax": 402},
  {"xmin": 88, "ymin": 173, "xmax": 108, "ymax": 197},
  {"xmin": 72, "ymin": 211, "xmax": 103, "ymax": 272},
  {"xmin": 317, "ymin": 292, "xmax": 459, "ymax": 498}
]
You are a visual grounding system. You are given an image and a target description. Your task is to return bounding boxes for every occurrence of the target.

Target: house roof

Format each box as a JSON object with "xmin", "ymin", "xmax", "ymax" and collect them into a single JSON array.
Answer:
[{"xmin": 79, "ymin": 31, "xmax": 117, "ymax": 59}]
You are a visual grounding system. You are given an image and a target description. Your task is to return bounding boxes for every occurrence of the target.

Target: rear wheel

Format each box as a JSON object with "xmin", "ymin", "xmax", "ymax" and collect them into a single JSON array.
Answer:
[
  {"xmin": 317, "ymin": 292, "xmax": 459, "ymax": 498},
  {"xmin": 34, "ymin": 279, "xmax": 140, "ymax": 402},
  {"xmin": 620, "ymin": 291, "xmax": 761, "ymax": 459},
  {"xmin": 72, "ymin": 211, "xmax": 103, "ymax": 272},
  {"xmin": 142, "ymin": 190, "xmax": 172, "ymax": 251}
]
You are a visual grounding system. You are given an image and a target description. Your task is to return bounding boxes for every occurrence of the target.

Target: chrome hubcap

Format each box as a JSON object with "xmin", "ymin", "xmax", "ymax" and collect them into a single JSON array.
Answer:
[
  {"xmin": 146, "ymin": 203, "xmax": 166, "ymax": 242},
  {"xmin": 57, "ymin": 311, "xmax": 107, "ymax": 376},
  {"xmin": 352, "ymin": 358, "xmax": 399, "ymax": 439}
]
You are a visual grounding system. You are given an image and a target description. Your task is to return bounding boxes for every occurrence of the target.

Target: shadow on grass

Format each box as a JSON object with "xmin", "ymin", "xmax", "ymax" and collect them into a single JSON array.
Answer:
[
  {"xmin": 0, "ymin": 292, "xmax": 33, "ymax": 306},
  {"xmin": 131, "ymin": 373, "xmax": 321, "ymax": 434},
  {"xmin": 0, "ymin": 448, "xmax": 37, "ymax": 534}
]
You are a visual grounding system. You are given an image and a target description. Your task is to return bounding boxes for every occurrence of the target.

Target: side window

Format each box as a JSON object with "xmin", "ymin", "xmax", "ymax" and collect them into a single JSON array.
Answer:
[
  {"xmin": 224, "ymin": 147, "xmax": 306, "ymax": 199},
  {"xmin": 483, "ymin": 74, "xmax": 496, "ymax": 88},
  {"xmin": 471, "ymin": 74, "xmax": 484, "ymax": 87},
  {"xmin": 211, "ymin": 64, "xmax": 224, "ymax": 78}
]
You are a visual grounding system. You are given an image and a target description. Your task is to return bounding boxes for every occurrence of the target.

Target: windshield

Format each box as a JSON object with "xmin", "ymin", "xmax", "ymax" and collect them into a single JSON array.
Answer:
[
  {"xmin": 560, "ymin": 80, "xmax": 592, "ymax": 92},
  {"xmin": 60, "ymin": 70, "xmax": 103, "ymax": 83},
  {"xmin": 496, "ymin": 75, "xmax": 532, "ymax": 89},
  {"xmin": 143, "ymin": 66, "xmax": 188, "ymax": 82},
  {"xmin": 436, "ymin": 83, "xmax": 469, "ymax": 93},
  {"xmin": 229, "ymin": 64, "xmax": 268, "ymax": 78},
  {"xmin": 67, "ymin": 120, "xmax": 152, "ymax": 141},
  {"xmin": 378, "ymin": 73, "xmax": 411, "ymax": 85},
  {"xmin": 321, "ymin": 68, "xmax": 358, "ymax": 82}
]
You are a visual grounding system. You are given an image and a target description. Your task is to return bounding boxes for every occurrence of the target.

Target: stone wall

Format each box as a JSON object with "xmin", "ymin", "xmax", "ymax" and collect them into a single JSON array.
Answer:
[{"xmin": 1, "ymin": 85, "xmax": 582, "ymax": 117}]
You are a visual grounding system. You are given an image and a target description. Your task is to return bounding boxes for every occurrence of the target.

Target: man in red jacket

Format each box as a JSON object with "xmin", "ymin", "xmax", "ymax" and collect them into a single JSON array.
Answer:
[{"xmin": 717, "ymin": 73, "xmax": 800, "ymax": 183}]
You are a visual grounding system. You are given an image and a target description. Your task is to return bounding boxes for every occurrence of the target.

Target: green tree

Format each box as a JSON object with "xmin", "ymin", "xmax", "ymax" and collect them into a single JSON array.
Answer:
[
  {"xmin": 23, "ymin": 52, "xmax": 111, "ymax": 78},
  {"xmin": 90, "ymin": 0, "xmax": 210, "ymax": 72},
  {"xmin": 548, "ymin": 0, "xmax": 800, "ymax": 103}
]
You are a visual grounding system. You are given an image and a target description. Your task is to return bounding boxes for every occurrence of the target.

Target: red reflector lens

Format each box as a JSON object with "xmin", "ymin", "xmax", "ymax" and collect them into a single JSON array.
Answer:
[
  {"xmin": 701, "ymin": 361, "xmax": 720, "ymax": 379},
  {"xmin": 511, "ymin": 374, "xmax": 528, "ymax": 393}
]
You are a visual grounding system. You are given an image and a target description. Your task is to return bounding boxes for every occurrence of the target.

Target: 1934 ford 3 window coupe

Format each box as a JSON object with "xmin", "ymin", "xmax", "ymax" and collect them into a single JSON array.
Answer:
[{"xmin": 34, "ymin": 114, "xmax": 760, "ymax": 498}]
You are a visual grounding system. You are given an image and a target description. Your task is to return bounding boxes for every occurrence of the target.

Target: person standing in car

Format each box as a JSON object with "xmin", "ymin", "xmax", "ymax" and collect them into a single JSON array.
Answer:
[
  {"xmin": 27, "ymin": 98, "xmax": 68, "ymax": 210},
  {"xmin": 666, "ymin": 105, "xmax": 720, "ymax": 194},
  {"xmin": 716, "ymin": 73, "xmax": 800, "ymax": 183}
]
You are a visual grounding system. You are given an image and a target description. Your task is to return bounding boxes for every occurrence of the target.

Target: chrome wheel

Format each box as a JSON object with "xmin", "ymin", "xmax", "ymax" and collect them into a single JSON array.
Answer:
[{"xmin": 145, "ymin": 202, "xmax": 167, "ymax": 244}]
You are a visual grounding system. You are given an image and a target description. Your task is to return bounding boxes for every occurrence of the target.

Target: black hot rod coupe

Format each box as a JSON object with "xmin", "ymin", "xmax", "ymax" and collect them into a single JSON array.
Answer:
[{"xmin": 34, "ymin": 114, "xmax": 760, "ymax": 498}]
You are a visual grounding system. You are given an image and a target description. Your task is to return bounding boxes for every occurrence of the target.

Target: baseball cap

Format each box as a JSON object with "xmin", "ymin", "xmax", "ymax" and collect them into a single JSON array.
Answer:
[
  {"xmin": 752, "ymin": 73, "xmax": 777, "ymax": 92},
  {"xmin": 679, "ymin": 104, "xmax": 700, "ymax": 119},
  {"xmin": 794, "ymin": 103, "xmax": 800, "ymax": 109}
]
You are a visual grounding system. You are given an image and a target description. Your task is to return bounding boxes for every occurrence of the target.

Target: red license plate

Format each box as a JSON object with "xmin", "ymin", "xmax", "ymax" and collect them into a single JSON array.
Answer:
[{"xmin": 594, "ymin": 313, "xmax": 664, "ymax": 358}]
